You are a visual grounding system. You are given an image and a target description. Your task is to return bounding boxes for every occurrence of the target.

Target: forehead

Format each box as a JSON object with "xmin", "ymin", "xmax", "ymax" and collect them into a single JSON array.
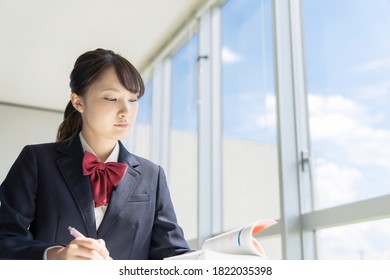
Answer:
[
  {"xmin": 86, "ymin": 66, "xmax": 140, "ymax": 96},
  {"xmin": 92, "ymin": 67, "xmax": 122, "ymax": 88}
]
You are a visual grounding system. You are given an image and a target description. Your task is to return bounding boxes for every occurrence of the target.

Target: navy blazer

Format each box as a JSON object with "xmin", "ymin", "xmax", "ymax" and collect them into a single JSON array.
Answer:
[{"xmin": 0, "ymin": 136, "xmax": 190, "ymax": 259}]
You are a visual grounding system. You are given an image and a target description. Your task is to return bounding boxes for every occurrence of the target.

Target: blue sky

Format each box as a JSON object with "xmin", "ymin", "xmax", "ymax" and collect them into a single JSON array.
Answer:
[
  {"xmin": 171, "ymin": 35, "xmax": 198, "ymax": 131},
  {"xmin": 137, "ymin": 80, "xmax": 152, "ymax": 125},
  {"xmin": 221, "ymin": 0, "xmax": 276, "ymax": 143}
]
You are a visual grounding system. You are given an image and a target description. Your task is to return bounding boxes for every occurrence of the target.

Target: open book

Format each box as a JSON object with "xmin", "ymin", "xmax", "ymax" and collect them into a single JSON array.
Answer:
[{"xmin": 165, "ymin": 219, "xmax": 277, "ymax": 260}]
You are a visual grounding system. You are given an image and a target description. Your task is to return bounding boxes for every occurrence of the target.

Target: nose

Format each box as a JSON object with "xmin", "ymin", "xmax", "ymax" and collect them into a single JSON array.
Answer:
[
  {"xmin": 118, "ymin": 100, "xmax": 131, "ymax": 118},
  {"xmin": 118, "ymin": 100, "xmax": 138, "ymax": 118}
]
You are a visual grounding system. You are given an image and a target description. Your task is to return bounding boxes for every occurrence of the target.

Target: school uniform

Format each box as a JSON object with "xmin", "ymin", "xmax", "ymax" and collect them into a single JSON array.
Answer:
[{"xmin": 0, "ymin": 135, "xmax": 190, "ymax": 260}]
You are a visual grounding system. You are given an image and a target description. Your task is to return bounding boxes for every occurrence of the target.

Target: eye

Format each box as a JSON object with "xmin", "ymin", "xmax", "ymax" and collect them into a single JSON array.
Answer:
[
  {"xmin": 129, "ymin": 99, "xmax": 138, "ymax": 103},
  {"xmin": 104, "ymin": 97, "xmax": 117, "ymax": 101}
]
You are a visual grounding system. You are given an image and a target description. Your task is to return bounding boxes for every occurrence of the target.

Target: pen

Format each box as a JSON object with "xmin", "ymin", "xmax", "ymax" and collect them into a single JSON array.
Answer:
[
  {"xmin": 68, "ymin": 226, "xmax": 85, "ymax": 238},
  {"xmin": 68, "ymin": 226, "xmax": 113, "ymax": 260}
]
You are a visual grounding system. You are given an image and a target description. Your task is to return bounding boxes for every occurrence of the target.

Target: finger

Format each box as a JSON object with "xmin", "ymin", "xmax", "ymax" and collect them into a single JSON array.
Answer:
[
  {"xmin": 64, "ymin": 242, "xmax": 106, "ymax": 260},
  {"xmin": 96, "ymin": 239, "xmax": 110, "ymax": 258},
  {"xmin": 97, "ymin": 238, "xmax": 105, "ymax": 246},
  {"xmin": 71, "ymin": 238, "xmax": 110, "ymax": 258},
  {"xmin": 97, "ymin": 239, "xmax": 112, "ymax": 259}
]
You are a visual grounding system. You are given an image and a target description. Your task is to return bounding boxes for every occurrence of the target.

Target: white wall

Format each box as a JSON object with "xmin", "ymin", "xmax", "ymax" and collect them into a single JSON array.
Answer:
[{"xmin": 0, "ymin": 104, "xmax": 63, "ymax": 182}]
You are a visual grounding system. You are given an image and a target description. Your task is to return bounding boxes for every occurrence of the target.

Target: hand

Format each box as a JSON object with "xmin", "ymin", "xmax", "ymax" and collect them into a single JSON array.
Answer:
[{"xmin": 47, "ymin": 238, "xmax": 110, "ymax": 260}]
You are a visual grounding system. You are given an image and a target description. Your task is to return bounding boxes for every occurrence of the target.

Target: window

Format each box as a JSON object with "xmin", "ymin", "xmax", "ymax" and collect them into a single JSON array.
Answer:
[
  {"xmin": 303, "ymin": 0, "xmax": 390, "ymax": 210},
  {"xmin": 303, "ymin": 0, "xmax": 390, "ymax": 259},
  {"xmin": 139, "ymin": 0, "xmax": 390, "ymax": 260},
  {"xmin": 221, "ymin": 0, "xmax": 280, "ymax": 235},
  {"xmin": 169, "ymin": 34, "xmax": 199, "ymax": 240},
  {"xmin": 133, "ymin": 79, "xmax": 152, "ymax": 158}
]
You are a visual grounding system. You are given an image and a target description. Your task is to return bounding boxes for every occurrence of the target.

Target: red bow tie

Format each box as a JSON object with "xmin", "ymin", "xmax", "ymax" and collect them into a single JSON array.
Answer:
[{"xmin": 82, "ymin": 151, "xmax": 127, "ymax": 207}]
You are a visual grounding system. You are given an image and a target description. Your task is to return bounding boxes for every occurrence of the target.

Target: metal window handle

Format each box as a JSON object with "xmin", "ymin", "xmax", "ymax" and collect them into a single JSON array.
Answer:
[
  {"xmin": 197, "ymin": 55, "xmax": 209, "ymax": 61},
  {"xmin": 301, "ymin": 150, "xmax": 312, "ymax": 180}
]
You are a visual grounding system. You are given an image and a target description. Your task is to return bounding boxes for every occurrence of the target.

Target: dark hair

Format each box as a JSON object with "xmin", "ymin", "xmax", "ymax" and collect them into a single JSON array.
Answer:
[{"xmin": 56, "ymin": 48, "xmax": 145, "ymax": 142}]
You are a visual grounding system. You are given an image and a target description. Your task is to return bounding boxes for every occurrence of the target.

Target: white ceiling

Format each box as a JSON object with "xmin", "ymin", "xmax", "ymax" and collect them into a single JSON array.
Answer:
[{"xmin": 0, "ymin": 0, "xmax": 204, "ymax": 111}]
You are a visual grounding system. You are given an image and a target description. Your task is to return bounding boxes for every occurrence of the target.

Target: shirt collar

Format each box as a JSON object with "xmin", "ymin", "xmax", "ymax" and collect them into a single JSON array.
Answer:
[{"xmin": 79, "ymin": 132, "xmax": 119, "ymax": 163}]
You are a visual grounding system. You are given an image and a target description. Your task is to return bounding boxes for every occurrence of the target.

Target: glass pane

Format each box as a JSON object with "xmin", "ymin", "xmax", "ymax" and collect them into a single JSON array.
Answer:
[
  {"xmin": 256, "ymin": 235, "xmax": 283, "ymax": 260},
  {"xmin": 221, "ymin": 0, "xmax": 280, "ymax": 232},
  {"xmin": 133, "ymin": 79, "xmax": 152, "ymax": 159},
  {"xmin": 317, "ymin": 218, "xmax": 390, "ymax": 260},
  {"xmin": 303, "ymin": 0, "xmax": 390, "ymax": 210},
  {"xmin": 169, "ymin": 34, "xmax": 199, "ymax": 240}
]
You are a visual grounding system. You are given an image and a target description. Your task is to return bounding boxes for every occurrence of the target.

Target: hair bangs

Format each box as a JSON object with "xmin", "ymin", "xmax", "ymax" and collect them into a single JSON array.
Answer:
[{"xmin": 113, "ymin": 57, "xmax": 145, "ymax": 98}]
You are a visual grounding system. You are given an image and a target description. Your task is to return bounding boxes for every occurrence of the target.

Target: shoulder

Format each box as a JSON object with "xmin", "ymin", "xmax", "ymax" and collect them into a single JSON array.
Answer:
[
  {"xmin": 118, "ymin": 142, "xmax": 159, "ymax": 169},
  {"xmin": 20, "ymin": 141, "xmax": 61, "ymax": 156},
  {"xmin": 5, "ymin": 142, "xmax": 61, "ymax": 177},
  {"xmin": 118, "ymin": 143, "xmax": 163, "ymax": 174},
  {"xmin": 134, "ymin": 154, "xmax": 157, "ymax": 168},
  {"xmin": 15, "ymin": 141, "xmax": 71, "ymax": 164},
  {"xmin": 24, "ymin": 141, "xmax": 60, "ymax": 151},
  {"xmin": 132, "ymin": 153, "xmax": 162, "ymax": 174}
]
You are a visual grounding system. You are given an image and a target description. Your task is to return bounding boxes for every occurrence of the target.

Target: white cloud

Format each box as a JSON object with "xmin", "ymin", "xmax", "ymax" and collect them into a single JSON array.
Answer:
[
  {"xmin": 309, "ymin": 94, "xmax": 367, "ymax": 141},
  {"xmin": 356, "ymin": 56, "xmax": 390, "ymax": 72},
  {"xmin": 256, "ymin": 94, "xmax": 276, "ymax": 128},
  {"xmin": 222, "ymin": 47, "xmax": 242, "ymax": 63},
  {"xmin": 357, "ymin": 80, "xmax": 390, "ymax": 99},
  {"xmin": 308, "ymin": 93, "xmax": 390, "ymax": 168},
  {"xmin": 317, "ymin": 218, "xmax": 390, "ymax": 259},
  {"xmin": 307, "ymin": 93, "xmax": 390, "ymax": 263},
  {"xmin": 314, "ymin": 161, "xmax": 360, "ymax": 209},
  {"xmin": 309, "ymin": 94, "xmax": 365, "ymax": 122}
]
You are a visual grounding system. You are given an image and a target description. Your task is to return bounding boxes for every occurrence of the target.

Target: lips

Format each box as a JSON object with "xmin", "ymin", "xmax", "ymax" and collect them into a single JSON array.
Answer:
[{"xmin": 114, "ymin": 123, "xmax": 129, "ymax": 128}]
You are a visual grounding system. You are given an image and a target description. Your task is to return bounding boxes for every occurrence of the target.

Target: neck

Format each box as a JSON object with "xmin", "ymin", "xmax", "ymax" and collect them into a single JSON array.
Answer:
[{"xmin": 80, "ymin": 130, "xmax": 117, "ymax": 162}]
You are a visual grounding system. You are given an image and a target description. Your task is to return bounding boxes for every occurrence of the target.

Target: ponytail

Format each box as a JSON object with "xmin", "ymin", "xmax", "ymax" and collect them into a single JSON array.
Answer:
[{"xmin": 56, "ymin": 100, "xmax": 82, "ymax": 142}]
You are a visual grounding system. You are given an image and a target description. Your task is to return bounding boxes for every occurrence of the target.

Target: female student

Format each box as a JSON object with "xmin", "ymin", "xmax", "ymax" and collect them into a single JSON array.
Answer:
[{"xmin": 0, "ymin": 48, "xmax": 190, "ymax": 260}]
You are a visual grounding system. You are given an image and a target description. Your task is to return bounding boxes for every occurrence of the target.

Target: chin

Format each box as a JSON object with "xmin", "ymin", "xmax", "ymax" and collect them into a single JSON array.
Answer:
[{"xmin": 113, "ymin": 132, "xmax": 130, "ymax": 141}]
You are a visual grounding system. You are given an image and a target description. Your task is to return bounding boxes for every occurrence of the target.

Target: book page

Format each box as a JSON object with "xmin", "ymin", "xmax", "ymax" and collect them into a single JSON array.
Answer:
[
  {"xmin": 164, "ymin": 219, "xmax": 277, "ymax": 260},
  {"xmin": 202, "ymin": 219, "xmax": 277, "ymax": 256}
]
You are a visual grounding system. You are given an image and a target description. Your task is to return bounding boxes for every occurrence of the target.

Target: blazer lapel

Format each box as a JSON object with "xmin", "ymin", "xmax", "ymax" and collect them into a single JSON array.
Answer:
[
  {"xmin": 56, "ymin": 136, "xmax": 97, "ymax": 238},
  {"xmin": 97, "ymin": 142, "xmax": 141, "ymax": 237}
]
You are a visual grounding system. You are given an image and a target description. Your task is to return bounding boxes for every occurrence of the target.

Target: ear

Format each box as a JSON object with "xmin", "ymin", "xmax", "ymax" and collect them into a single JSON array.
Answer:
[{"xmin": 70, "ymin": 93, "xmax": 84, "ymax": 113}]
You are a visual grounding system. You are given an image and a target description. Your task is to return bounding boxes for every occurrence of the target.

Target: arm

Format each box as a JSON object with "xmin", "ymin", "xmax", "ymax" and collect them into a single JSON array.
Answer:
[
  {"xmin": 0, "ymin": 146, "xmax": 111, "ymax": 260},
  {"xmin": 0, "ymin": 146, "xmax": 52, "ymax": 259},
  {"xmin": 148, "ymin": 166, "xmax": 191, "ymax": 260}
]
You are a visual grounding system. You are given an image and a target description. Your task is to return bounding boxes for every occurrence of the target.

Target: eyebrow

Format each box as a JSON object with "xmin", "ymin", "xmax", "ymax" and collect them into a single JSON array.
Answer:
[
  {"xmin": 99, "ymin": 87, "xmax": 139, "ymax": 97},
  {"xmin": 99, "ymin": 87, "xmax": 120, "ymax": 92}
]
